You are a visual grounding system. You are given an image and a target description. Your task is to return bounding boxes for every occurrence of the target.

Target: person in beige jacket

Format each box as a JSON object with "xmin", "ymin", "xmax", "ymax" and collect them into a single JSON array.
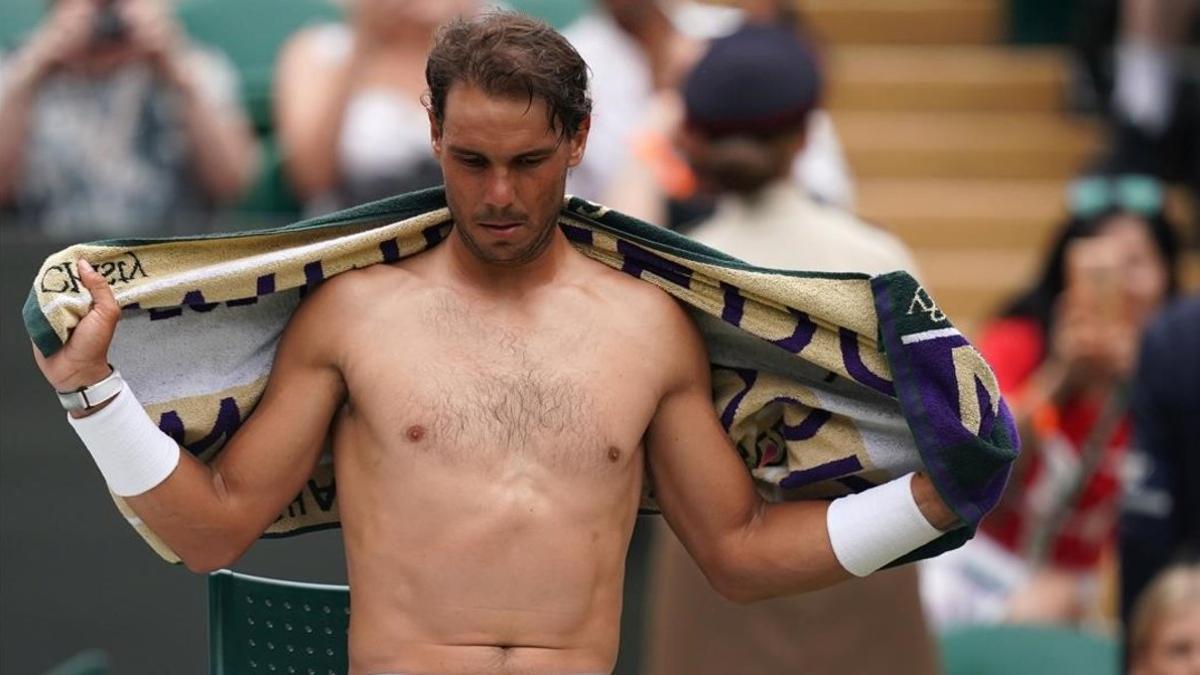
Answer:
[{"xmin": 645, "ymin": 23, "xmax": 939, "ymax": 675}]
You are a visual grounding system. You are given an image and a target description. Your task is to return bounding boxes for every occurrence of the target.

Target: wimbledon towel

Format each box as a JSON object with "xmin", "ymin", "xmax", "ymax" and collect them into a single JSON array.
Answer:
[{"xmin": 25, "ymin": 187, "xmax": 1017, "ymax": 564}]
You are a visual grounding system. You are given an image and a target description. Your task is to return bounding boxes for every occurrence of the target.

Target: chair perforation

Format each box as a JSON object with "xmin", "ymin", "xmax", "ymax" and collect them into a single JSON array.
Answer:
[{"xmin": 214, "ymin": 573, "xmax": 350, "ymax": 673}]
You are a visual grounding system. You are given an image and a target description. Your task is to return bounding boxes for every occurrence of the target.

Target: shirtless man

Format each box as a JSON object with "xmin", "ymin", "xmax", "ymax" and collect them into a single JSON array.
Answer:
[{"xmin": 34, "ymin": 13, "xmax": 958, "ymax": 675}]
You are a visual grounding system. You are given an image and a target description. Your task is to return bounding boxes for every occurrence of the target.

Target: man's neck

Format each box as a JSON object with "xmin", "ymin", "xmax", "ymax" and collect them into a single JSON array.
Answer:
[{"xmin": 440, "ymin": 226, "xmax": 576, "ymax": 298}]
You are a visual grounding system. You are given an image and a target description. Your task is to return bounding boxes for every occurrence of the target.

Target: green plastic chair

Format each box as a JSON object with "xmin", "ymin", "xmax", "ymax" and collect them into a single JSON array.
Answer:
[
  {"xmin": 208, "ymin": 570, "xmax": 350, "ymax": 675},
  {"xmin": 940, "ymin": 624, "xmax": 1119, "ymax": 675}
]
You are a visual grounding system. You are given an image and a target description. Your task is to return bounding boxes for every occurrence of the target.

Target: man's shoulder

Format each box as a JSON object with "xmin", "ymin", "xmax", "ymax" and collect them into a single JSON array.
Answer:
[
  {"xmin": 575, "ymin": 259, "xmax": 702, "ymax": 368},
  {"xmin": 581, "ymin": 257, "xmax": 688, "ymax": 322}
]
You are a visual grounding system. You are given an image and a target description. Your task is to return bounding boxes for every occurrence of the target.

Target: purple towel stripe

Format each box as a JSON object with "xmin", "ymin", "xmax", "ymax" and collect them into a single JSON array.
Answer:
[
  {"xmin": 256, "ymin": 274, "xmax": 275, "ymax": 296},
  {"xmin": 781, "ymin": 408, "xmax": 833, "ymax": 441},
  {"xmin": 616, "ymin": 240, "xmax": 692, "ymax": 288},
  {"xmin": 720, "ymin": 282, "xmax": 744, "ymax": 326},
  {"xmin": 303, "ymin": 261, "xmax": 324, "ymax": 287},
  {"xmin": 718, "ymin": 368, "xmax": 757, "ymax": 432},
  {"xmin": 181, "ymin": 290, "xmax": 218, "ymax": 312},
  {"xmin": 379, "ymin": 238, "xmax": 400, "ymax": 263},
  {"xmin": 422, "ymin": 224, "xmax": 445, "ymax": 249},
  {"xmin": 561, "ymin": 223, "xmax": 594, "ymax": 245},
  {"xmin": 770, "ymin": 308, "xmax": 818, "ymax": 354},
  {"xmin": 779, "ymin": 455, "xmax": 864, "ymax": 489},
  {"xmin": 158, "ymin": 397, "xmax": 243, "ymax": 457},
  {"xmin": 839, "ymin": 328, "xmax": 895, "ymax": 397}
]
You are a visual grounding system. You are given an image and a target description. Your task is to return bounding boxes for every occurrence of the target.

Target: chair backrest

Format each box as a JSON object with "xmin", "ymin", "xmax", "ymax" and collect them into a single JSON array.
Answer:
[
  {"xmin": 208, "ymin": 570, "xmax": 350, "ymax": 675},
  {"xmin": 940, "ymin": 624, "xmax": 1119, "ymax": 675}
]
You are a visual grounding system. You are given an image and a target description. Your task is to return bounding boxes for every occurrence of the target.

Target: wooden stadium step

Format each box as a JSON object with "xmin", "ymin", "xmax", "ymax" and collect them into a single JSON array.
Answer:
[
  {"xmin": 833, "ymin": 111, "xmax": 1102, "ymax": 180},
  {"xmin": 798, "ymin": 0, "xmax": 1001, "ymax": 46},
  {"xmin": 826, "ymin": 46, "xmax": 1071, "ymax": 113},
  {"xmin": 856, "ymin": 178, "xmax": 1068, "ymax": 249}
]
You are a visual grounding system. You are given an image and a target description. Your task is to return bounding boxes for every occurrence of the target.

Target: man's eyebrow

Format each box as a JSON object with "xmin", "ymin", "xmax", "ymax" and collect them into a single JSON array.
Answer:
[
  {"xmin": 445, "ymin": 145, "xmax": 560, "ymax": 160},
  {"xmin": 515, "ymin": 147, "xmax": 556, "ymax": 158}
]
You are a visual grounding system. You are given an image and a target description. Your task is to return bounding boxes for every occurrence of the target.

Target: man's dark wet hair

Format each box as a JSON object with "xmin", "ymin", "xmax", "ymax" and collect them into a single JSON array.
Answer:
[{"xmin": 425, "ymin": 11, "xmax": 592, "ymax": 140}]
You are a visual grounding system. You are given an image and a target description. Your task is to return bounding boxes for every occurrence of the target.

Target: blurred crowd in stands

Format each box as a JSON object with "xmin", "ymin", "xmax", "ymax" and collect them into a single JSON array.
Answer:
[{"xmin": 1, "ymin": 0, "xmax": 1197, "ymax": 673}]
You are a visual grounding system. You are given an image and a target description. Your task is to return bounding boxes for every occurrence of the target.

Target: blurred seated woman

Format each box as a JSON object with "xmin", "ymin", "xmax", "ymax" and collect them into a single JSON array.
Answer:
[
  {"xmin": 921, "ymin": 174, "xmax": 1182, "ymax": 627},
  {"xmin": 0, "ymin": 0, "xmax": 259, "ymax": 236},
  {"xmin": 1129, "ymin": 565, "xmax": 1200, "ymax": 675},
  {"xmin": 274, "ymin": 0, "xmax": 475, "ymax": 215}
]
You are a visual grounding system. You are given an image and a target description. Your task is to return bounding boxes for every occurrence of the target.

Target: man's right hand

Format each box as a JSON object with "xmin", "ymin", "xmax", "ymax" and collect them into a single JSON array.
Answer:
[{"xmin": 32, "ymin": 259, "xmax": 121, "ymax": 394}]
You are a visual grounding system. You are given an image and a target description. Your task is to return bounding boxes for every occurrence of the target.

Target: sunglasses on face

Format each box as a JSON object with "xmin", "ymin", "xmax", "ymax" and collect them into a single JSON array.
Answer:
[{"xmin": 1067, "ymin": 174, "xmax": 1165, "ymax": 219}]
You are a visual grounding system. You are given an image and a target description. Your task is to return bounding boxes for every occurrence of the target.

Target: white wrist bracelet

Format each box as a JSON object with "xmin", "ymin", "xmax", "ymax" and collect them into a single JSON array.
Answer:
[
  {"xmin": 826, "ymin": 472, "xmax": 943, "ymax": 577},
  {"xmin": 66, "ymin": 383, "xmax": 181, "ymax": 497}
]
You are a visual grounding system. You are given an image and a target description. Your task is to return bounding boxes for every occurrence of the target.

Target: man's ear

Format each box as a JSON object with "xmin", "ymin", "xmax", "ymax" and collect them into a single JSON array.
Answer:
[
  {"xmin": 566, "ymin": 115, "xmax": 591, "ymax": 168},
  {"xmin": 428, "ymin": 108, "xmax": 443, "ymax": 157}
]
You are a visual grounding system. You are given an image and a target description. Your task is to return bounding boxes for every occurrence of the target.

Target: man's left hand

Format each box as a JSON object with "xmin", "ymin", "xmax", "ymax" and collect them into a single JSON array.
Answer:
[{"xmin": 911, "ymin": 472, "xmax": 960, "ymax": 531}]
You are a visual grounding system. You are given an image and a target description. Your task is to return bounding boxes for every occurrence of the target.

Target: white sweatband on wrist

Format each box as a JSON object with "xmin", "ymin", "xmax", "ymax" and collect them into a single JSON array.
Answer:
[
  {"xmin": 67, "ymin": 385, "xmax": 181, "ymax": 497},
  {"xmin": 826, "ymin": 472, "xmax": 943, "ymax": 577}
]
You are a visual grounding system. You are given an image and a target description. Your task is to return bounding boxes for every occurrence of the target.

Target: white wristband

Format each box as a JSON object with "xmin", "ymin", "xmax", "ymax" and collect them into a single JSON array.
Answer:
[
  {"xmin": 826, "ymin": 472, "xmax": 943, "ymax": 577},
  {"xmin": 67, "ymin": 384, "xmax": 181, "ymax": 497}
]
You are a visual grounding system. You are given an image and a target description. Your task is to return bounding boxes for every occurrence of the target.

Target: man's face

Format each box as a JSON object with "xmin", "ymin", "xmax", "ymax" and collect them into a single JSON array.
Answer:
[{"xmin": 430, "ymin": 84, "xmax": 587, "ymax": 266}]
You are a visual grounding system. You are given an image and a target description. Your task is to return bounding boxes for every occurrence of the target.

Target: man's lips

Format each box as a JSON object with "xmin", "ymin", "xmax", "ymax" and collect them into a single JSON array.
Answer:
[{"xmin": 478, "ymin": 222, "xmax": 523, "ymax": 231}]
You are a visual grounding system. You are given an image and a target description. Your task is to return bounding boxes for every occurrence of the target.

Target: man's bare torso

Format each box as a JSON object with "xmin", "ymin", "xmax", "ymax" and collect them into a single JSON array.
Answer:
[{"xmin": 324, "ymin": 247, "xmax": 679, "ymax": 674}]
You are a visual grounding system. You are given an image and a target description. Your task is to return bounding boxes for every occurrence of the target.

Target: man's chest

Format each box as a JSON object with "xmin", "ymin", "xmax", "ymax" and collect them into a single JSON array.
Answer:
[{"xmin": 339, "ymin": 300, "xmax": 664, "ymax": 474}]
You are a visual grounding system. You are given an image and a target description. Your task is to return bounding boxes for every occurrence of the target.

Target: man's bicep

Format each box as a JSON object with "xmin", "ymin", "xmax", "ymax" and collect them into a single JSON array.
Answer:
[
  {"xmin": 643, "ymin": 307, "xmax": 761, "ymax": 567},
  {"xmin": 210, "ymin": 293, "xmax": 347, "ymax": 527}
]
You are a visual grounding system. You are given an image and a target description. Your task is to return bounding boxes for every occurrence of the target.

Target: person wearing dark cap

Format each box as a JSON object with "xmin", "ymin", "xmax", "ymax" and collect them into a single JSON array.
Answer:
[{"xmin": 644, "ymin": 24, "xmax": 937, "ymax": 675}]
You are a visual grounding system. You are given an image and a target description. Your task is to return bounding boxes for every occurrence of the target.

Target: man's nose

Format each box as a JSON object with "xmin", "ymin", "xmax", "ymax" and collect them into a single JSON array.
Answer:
[{"xmin": 484, "ymin": 170, "xmax": 515, "ymax": 208}]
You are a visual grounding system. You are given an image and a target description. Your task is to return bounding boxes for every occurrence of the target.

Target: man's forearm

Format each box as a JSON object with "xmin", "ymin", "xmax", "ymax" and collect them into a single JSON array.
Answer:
[
  {"xmin": 67, "ymin": 384, "xmax": 252, "ymax": 571},
  {"xmin": 713, "ymin": 498, "xmax": 851, "ymax": 603},
  {"xmin": 718, "ymin": 473, "xmax": 955, "ymax": 603},
  {"xmin": 123, "ymin": 451, "xmax": 255, "ymax": 572}
]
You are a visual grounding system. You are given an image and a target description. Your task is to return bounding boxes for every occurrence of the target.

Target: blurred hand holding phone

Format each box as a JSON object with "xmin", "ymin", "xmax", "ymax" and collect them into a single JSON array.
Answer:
[
  {"xmin": 1057, "ymin": 236, "xmax": 1138, "ymax": 384},
  {"xmin": 92, "ymin": 0, "xmax": 128, "ymax": 46}
]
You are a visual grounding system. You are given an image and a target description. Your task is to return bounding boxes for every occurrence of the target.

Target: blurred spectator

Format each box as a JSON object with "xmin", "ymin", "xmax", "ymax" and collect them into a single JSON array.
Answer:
[
  {"xmin": 922, "ymin": 174, "xmax": 1182, "ymax": 628},
  {"xmin": 1074, "ymin": 0, "xmax": 1199, "ymax": 234},
  {"xmin": 1127, "ymin": 564, "xmax": 1200, "ymax": 675},
  {"xmin": 0, "ymin": 0, "xmax": 259, "ymax": 237},
  {"xmin": 1121, "ymin": 296, "xmax": 1200, "ymax": 637},
  {"xmin": 274, "ymin": 0, "xmax": 476, "ymax": 216},
  {"xmin": 644, "ymin": 24, "xmax": 936, "ymax": 675},
  {"xmin": 1109, "ymin": 0, "xmax": 1198, "ymax": 173},
  {"xmin": 564, "ymin": 0, "xmax": 854, "ymax": 227}
]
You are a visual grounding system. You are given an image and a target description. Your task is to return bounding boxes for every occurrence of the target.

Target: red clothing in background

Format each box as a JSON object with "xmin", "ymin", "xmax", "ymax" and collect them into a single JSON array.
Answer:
[{"xmin": 976, "ymin": 317, "xmax": 1129, "ymax": 571}]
